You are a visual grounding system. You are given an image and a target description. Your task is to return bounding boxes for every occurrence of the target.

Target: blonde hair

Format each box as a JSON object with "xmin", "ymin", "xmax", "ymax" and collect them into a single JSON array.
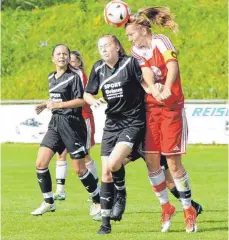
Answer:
[
  {"xmin": 99, "ymin": 34, "xmax": 126, "ymax": 57},
  {"xmin": 126, "ymin": 7, "xmax": 178, "ymax": 34}
]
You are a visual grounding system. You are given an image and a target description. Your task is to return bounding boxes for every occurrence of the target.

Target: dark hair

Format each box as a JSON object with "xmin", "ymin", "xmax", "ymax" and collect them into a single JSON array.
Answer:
[
  {"xmin": 52, "ymin": 44, "xmax": 71, "ymax": 56},
  {"xmin": 125, "ymin": 7, "xmax": 178, "ymax": 34},
  {"xmin": 70, "ymin": 50, "xmax": 85, "ymax": 71},
  {"xmin": 98, "ymin": 34, "xmax": 126, "ymax": 57}
]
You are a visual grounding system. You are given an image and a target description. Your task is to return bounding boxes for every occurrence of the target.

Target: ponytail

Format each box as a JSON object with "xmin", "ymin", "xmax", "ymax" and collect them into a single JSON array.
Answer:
[{"xmin": 126, "ymin": 7, "xmax": 178, "ymax": 34}]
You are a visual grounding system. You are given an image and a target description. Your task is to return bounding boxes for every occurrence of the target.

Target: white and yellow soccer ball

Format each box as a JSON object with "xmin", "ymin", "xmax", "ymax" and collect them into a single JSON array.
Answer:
[{"xmin": 104, "ymin": 0, "xmax": 131, "ymax": 27}]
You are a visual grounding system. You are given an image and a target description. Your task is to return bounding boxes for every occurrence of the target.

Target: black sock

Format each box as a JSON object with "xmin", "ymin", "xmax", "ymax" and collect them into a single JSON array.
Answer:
[
  {"xmin": 79, "ymin": 170, "xmax": 100, "ymax": 203},
  {"xmin": 101, "ymin": 182, "xmax": 114, "ymax": 226},
  {"xmin": 95, "ymin": 177, "xmax": 99, "ymax": 185},
  {"xmin": 36, "ymin": 168, "xmax": 54, "ymax": 204},
  {"xmin": 170, "ymin": 187, "xmax": 180, "ymax": 200},
  {"xmin": 111, "ymin": 165, "xmax": 125, "ymax": 193},
  {"xmin": 56, "ymin": 178, "xmax": 65, "ymax": 185}
]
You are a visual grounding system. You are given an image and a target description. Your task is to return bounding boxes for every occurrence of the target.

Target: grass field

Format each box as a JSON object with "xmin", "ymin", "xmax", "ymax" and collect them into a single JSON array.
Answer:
[{"xmin": 1, "ymin": 144, "xmax": 228, "ymax": 240}]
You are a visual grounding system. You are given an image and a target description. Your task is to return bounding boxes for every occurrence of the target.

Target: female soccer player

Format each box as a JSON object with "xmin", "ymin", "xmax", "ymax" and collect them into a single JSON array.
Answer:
[
  {"xmin": 125, "ymin": 7, "xmax": 198, "ymax": 232},
  {"xmin": 54, "ymin": 50, "xmax": 99, "ymax": 203},
  {"xmin": 31, "ymin": 44, "xmax": 100, "ymax": 217},
  {"xmin": 84, "ymin": 35, "xmax": 146, "ymax": 234}
]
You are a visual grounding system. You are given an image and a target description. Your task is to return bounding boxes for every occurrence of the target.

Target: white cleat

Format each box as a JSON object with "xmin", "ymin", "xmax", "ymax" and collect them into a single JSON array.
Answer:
[
  {"xmin": 184, "ymin": 206, "xmax": 198, "ymax": 233},
  {"xmin": 90, "ymin": 203, "xmax": 101, "ymax": 221},
  {"xmin": 186, "ymin": 224, "xmax": 198, "ymax": 233},
  {"xmin": 161, "ymin": 221, "xmax": 172, "ymax": 233},
  {"xmin": 161, "ymin": 203, "xmax": 176, "ymax": 232},
  {"xmin": 54, "ymin": 192, "xmax": 66, "ymax": 200},
  {"xmin": 31, "ymin": 201, "xmax": 56, "ymax": 216}
]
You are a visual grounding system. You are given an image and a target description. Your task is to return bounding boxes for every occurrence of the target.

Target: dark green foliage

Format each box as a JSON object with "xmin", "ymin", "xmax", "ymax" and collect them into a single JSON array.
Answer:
[{"xmin": 1, "ymin": 0, "xmax": 228, "ymax": 99}]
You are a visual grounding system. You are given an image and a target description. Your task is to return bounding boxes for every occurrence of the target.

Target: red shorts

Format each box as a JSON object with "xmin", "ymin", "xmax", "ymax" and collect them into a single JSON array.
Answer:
[
  {"xmin": 143, "ymin": 107, "xmax": 188, "ymax": 155},
  {"xmin": 84, "ymin": 115, "xmax": 95, "ymax": 149}
]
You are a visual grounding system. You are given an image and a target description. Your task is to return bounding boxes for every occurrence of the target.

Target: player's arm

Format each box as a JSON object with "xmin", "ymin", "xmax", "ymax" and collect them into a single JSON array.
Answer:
[
  {"xmin": 141, "ymin": 67, "xmax": 163, "ymax": 102},
  {"xmin": 156, "ymin": 36, "xmax": 179, "ymax": 100},
  {"xmin": 46, "ymin": 74, "xmax": 85, "ymax": 110},
  {"xmin": 46, "ymin": 99, "xmax": 85, "ymax": 110},
  {"xmin": 35, "ymin": 102, "xmax": 47, "ymax": 115},
  {"xmin": 164, "ymin": 60, "xmax": 179, "ymax": 90},
  {"xmin": 131, "ymin": 49, "xmax": 162, "ymax": 102},
  {"xmin": 83, "ymin": 63, "xmax": 106, "ymax": 108},
  {"xmin": 160, "ymin": 61, "xmax": 179, "ymax": 100}
]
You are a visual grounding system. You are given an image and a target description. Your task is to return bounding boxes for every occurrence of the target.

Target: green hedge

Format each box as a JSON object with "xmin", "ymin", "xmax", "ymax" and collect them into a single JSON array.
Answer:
[{"xmin": 2, "ymin": 0, "xmax": 228, "ymax": 99}]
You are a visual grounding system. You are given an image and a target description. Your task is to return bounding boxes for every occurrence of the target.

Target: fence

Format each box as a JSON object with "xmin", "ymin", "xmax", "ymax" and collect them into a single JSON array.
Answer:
[{"xmin": 1, "ymin": 100, "xmax": 228, "ymax": 144}]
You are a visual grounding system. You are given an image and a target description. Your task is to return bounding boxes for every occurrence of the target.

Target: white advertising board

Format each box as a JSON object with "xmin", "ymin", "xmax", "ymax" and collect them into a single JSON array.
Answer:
[{"xmin": 0, "ymin": 103, "xmax": 228, "ymax": 144}]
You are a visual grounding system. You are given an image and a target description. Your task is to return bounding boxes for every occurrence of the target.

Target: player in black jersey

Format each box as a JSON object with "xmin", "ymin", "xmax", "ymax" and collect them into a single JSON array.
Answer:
[
  {"xmin": 84, "ymin": 35, "xmax": 149, "ymax": 235},
  {"xmin": 31, "ymin": 44, "xmax": 100, "ymax": 217}
]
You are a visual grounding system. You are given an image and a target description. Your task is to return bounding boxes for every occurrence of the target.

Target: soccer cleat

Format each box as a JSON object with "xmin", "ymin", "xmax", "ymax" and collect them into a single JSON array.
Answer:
[
  {"xmin": 90, "ymin": 203, "xmax": 101, "ymax": 219},
  {"xmin": 97, "ymin": 224, "xmax": 111, "ymax": 235},
  {"xmin": 31, "ymin": 201, "xmax": 56, "ymax": 216},
  {"xmin": 161, "ymin": 202, "xmax": 176, "ymax": 232},
  {"xmin": 92, "ymin": 213, "xmax": 102, "ymax": 222},
  {"xmin": 191, "ymin": 200, "xmax": 203, "ymax": 217},
  {"xmin": 53, "ymin": 191, "xmax": 66, "ymax": 200},
  {"xmin": 184, "ymin": 206, "xmax": 198, "ymax": 232},
  {"xmin": 110, "ymin": 190, "xmax": 126, "ymax": 221}
]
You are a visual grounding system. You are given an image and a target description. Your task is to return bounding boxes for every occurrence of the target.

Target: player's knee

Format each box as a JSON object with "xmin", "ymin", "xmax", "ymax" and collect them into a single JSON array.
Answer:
[
  {"xmin": 102, "ymin": 174, "xmax": 113, "ymax": 182},
  {"xmin": 75, "ymin": 168, "xmax": 87, "ymax": 177},
  {"xmin": 36, "ymin": 159, "xmax": 48, "ymax": 169},
  {"xmin": 108, "ymin": 161, "xmax": 121, "ymax": 172},
  {"xmin": 72, "ymin": 162, "xmax": 87, "ymax": 177}
]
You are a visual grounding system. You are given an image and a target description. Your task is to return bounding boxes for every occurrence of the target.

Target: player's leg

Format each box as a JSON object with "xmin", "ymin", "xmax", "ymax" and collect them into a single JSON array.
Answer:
[
  {"xmin": 162, "ymin": 108, "xmax": 197, "ymax": 232},
  {"xmin": 60, "ymin": 116, "xmax": 100, "ymax": 219},
  {"xmin": 84, "ymin": 116, "xmax": 100, "ymax": 201},
  {"xmin": 162, "ymin": 157, "xmax": 203, "ymax": 216},
  {"xmin": 85, "ymin": 153, "xmax": 99, "ymax": 184},
  {"xmin": 31, "ymin": 128, "xmax": 60, "ymax": 216},
  {"xmin": 109, "ymin": 142, "xmax": 132, "ymax": 221},
  {"xmin": 167, "ymin": 155, "xmax": 197, "ymax": 232},
  {"xmin": 71, "ymin": 157, "xmax": 101, "ymax": 218},
  {"xmin": 97, "ymin": 130, "xmax": 117, "ymax": 234},
  {"xmin": 97, "ymin": 156, "xmax": 113, "ymax": 235},
  {"xmin": 54, "ymin": 149, "xmax": 68, "ymax": 200},
  {"xmin": 110, "ymin": 125, "xmax": 145, "ymax": 222},
  {"xmin": 144, "ymin": 109, "xmax": 176, "ymax": 232}
]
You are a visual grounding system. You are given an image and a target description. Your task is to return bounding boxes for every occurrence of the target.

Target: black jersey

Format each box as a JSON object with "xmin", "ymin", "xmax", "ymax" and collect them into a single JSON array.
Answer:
[
  {"xmin": 85, "ymin": 55, "xmax": 145, "ymax": 120},
  {"xmin": 48, "ymin": 67, "xmax": 84, "ymax": 116}
]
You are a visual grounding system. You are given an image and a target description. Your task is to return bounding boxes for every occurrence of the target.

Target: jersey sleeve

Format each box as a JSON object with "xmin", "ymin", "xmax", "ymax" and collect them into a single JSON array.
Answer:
[
  {"xmin": 131, "ymin": 57, "xmax": 143, "ymax": 83},
  {"xmin": 131, "ymin": 47, "xmax": 151, "ymax": 68},
  {"xmin": 71, "ymin": 74, "xmax": 84, "ymax": 99},
  {"xmin": 155, "ymin": 35, "xmax": 178, "ymax": 64},
  {"xmin": 84, "ymin": 64, "xmax": 100, "ymax": 95}
]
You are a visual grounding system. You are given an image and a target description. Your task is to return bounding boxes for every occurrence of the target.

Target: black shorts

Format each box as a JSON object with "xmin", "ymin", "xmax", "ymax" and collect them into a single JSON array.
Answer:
[
  {"xmin": 101, "ymin": 119, "xmax": 145, "ymax": 156},
  {"xmin": 41, "ymin": 114, "xmax": 88, "ymax": 159},
  {"xmin": 129, "ymin": 151, "xmax": 169, "ymax": 170}
]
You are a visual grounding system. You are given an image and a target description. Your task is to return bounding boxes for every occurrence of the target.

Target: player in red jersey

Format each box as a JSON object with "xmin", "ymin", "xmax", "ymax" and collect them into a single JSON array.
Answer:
[
  {"xmin": 125, "ymin": 7, "xmax": 198, "ymax": 232},
  {"xmin": 53, "ymin": 51, "xmax": 100, "ymax": 217}
]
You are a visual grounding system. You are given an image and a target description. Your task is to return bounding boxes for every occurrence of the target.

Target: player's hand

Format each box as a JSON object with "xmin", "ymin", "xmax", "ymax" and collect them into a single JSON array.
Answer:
[
  {"xmin": 46, "ymin": 100, "xmax": 58, "ymax": 110},
  {"xmin": 93, "ymin": 98, "xmax": 106, "ymax": 108},
  {"xmin": 151, "ymin": 86, "xmax": 163, "ymax": 103},
  {"xmin": 35, "ymin": 103, "xmax": 46, "ymax": 115},
  {"xmin": 160, "ymin": 87, "xmax": 172, "ymax": 101},
  {"xmin": 155, "ymin": 83, "xmax": 164, "ymax": 93}
]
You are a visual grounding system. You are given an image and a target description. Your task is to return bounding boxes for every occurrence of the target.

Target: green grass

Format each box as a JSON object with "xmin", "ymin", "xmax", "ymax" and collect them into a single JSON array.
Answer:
[{"xmin": 1, "ymin": 144, "xmax": 228, "ymax": 240}]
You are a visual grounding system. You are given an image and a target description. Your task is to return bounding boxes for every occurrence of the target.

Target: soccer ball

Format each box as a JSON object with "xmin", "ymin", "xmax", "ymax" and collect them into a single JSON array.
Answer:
[{"xmin": 104, "ymin": 1, "xmax": 131, "ymax": 27}]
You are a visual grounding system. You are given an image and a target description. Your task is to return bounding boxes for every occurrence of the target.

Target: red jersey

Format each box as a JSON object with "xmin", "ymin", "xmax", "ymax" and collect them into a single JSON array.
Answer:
[
  {"xmin": 77, "ymin": 70, "xmax": 93, "ymax": 119},
  {"xmin": 131, "ymin": 34, "xmax": 184, "ymax": 109}
]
